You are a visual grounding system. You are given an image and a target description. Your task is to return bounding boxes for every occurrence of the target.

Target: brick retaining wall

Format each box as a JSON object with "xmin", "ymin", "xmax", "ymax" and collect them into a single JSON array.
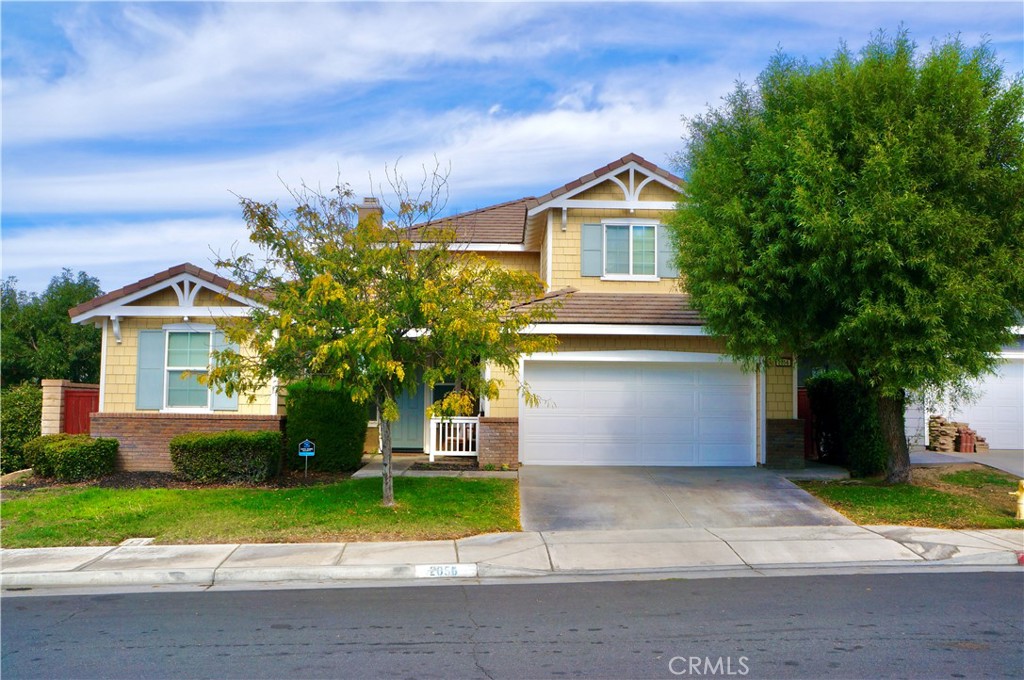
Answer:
[
  {"xmin": 90, "ymin": 413, "xmax": 285, "ymax": 472},
  {"xmin": 478, "ymin": 417, "xmax": 519, "ymax": 470},
  {"xmin": 765, "ymin": 418, "xmax": 806, "ymax": 469}
]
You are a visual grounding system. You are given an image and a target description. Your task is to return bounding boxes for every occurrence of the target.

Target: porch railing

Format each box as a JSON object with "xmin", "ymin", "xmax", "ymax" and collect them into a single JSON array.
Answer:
[{"xmin": 428, "ymin": 417, "xmax": 479, "ymax": 461}]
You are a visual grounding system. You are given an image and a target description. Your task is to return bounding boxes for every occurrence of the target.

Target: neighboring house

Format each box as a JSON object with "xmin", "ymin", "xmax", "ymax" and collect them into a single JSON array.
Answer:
[
  {"xmin": 904, "ymin": 335, "xmax": 1024, "ymax": 450},
  {"xmin": 70, "ymin": 154, "xmax": 803, "ymax": 471}
]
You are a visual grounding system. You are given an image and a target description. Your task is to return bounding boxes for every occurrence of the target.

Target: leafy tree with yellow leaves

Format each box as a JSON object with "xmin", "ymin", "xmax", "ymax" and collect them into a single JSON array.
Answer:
[{"xmin": 210, "ymin": 170, "xmax": 557, "ymax": 505}]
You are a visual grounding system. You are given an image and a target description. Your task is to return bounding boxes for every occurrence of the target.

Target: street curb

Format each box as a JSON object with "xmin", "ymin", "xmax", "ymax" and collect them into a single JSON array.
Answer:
[
  {"xmin": 4, "ymin": 556, "xmax": 1020, "ymax": 591},
  {"xmin": 1, "ymin": 568, "xmax": 215, "ymax": 588}
]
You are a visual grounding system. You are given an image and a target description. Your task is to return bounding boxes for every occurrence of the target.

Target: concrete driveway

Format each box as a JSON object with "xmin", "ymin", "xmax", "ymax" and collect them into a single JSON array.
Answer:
[{"xmin": 519, "ymin": 466, "xmax": 853, "ymax": 531}]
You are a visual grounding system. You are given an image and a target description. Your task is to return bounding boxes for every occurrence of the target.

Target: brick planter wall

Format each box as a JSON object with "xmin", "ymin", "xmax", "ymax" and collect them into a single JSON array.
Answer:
[
  {"xmin": 478, "ymin": 417, "xmax": 519, "ymax": 470},
  {"xmin": 765, "ymin": 418, "xmax": 806, "ymax": 469},
  {"xmin": 90, "ymin": 413, "xmax": 285, "ymax": 472}
]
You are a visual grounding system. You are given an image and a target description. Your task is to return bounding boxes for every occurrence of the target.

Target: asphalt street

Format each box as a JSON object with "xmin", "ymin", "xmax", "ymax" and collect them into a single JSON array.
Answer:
[{"xmin": 2, "ymin": 572, "xmax": 1021, "ymax": 679}]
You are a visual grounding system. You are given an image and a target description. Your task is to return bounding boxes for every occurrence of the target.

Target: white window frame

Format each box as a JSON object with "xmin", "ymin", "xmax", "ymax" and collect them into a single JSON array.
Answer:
[
  {"xmin": 162, "ymin": 323, "xmax": 215, "ymax": 413},
  {"xmin": 601, "ymin": 218, "xmax": 660, "ymax": 281}
]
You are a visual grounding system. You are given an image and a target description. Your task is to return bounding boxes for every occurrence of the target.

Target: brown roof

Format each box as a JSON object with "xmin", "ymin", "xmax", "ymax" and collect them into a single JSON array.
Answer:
[
  {"xmin": 412, "ymin": 198, "xmax": 530, "ymax": 244},
  {"xmin": 516, "ymin": 291, "xmax": 703, "ymax": 326},
  {"xmin": 525, "ymin": 153, "xmax": 683, "ymax": 209},
  {"xmin": 68, "ymin": 263, "xmax": 243, "ymax": 319}
]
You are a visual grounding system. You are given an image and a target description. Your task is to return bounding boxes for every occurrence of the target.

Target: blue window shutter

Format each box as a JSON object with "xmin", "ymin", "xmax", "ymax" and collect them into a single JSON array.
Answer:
[
  {"xmin": 211, "ymin": 331, "xmax": 239, "ymax": 412},
  {"xmin": 136, "ymin": 330, "xmax": 166, "ymax": 410},
  {"xmin": 657, "ymin": 225, "xmax": 679, "ymax": 278},
  {"xmin": 581, "ymin": 223, "xmax": 603, "ymax": 277}
]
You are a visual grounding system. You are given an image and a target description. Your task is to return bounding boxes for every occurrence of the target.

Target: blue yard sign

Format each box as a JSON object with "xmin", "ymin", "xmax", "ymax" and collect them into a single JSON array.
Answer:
[{"xmin": 298, "ymin": 439, "xmax": 315, "ymax": 477}]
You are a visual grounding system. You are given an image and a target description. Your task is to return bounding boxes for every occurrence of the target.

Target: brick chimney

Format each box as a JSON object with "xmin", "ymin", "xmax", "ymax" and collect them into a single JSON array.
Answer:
[{"xmin": 356, "ymin": 197, "xmax": 383, "ymax": 226}]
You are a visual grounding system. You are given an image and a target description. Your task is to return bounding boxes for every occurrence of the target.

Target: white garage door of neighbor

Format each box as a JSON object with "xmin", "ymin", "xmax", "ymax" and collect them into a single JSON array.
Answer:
[
  {"xmin": 947, "ymin": 359, "xmax": 1024, "ymax": 450},
  {"xmin": 520, "ymin": 360, "xmax": 756, "ymax": 466}
]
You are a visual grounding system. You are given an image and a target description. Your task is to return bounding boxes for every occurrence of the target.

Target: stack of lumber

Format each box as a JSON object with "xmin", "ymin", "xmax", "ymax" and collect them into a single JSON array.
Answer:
[
  {"xmin": 974, "ymin": 436, "xmax": 990, "ymax": 453},
  {"xmin": 927, "ymin": 416, "xmax": 957, "ymax": 452}
]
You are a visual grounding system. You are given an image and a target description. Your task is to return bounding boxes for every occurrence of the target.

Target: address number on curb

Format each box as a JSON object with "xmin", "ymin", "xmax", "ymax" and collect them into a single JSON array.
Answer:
[{"xmin": 414, "ymin": 564, "xmax": 478, "ymax": 578}]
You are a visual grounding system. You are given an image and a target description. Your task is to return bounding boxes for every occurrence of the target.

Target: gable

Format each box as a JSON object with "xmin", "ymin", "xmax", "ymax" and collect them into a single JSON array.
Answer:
[{"xmin": 69, "ymin": 263, "xmax": 259, "ymax": 326}]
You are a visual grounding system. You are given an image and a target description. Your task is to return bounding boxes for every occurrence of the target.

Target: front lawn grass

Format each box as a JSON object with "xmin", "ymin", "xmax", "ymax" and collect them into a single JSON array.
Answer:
[
  {"xmin": 0, "ymin": 477, "xmax": 519, "ymax": 548},
  {"xmin": 799, "ymin": 464, "xmax": 1023, "ymax": 530}
]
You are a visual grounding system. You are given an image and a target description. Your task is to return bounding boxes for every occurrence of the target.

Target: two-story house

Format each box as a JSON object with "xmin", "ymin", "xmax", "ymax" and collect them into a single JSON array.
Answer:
[{"xmin": 69, "ymin": 154, "xmax": 802, "ymax": 471}]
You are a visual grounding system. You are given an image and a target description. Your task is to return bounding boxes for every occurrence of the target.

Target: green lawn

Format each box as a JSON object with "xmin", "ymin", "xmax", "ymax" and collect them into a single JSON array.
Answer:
[
  {"xmin": 799, "ymin": 476, "xmax": 1024, "ymax": 530},
  {"xmin": 0, "ymin": 477, "xmax": 519, "ymax": 548}
]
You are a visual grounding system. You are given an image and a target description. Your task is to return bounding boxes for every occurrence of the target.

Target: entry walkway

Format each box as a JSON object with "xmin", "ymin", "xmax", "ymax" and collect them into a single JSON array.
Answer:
[
  {"xmin": 2, "ymin": 526, "xmax": 1020, "ymax": 589},
  {"xmin": 519, "ymin": 466, "xmax": 852, "ymax": 532}
]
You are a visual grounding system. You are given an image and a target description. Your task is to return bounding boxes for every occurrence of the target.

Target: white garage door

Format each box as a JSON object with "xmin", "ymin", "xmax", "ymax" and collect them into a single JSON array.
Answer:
[
  {"xmin": 946, "ymin": 359, "xmax": 1024, "ymax": 449},
  {"xmin": 520, "ymin": 360, "xmax": 756, "ymax": 466}
]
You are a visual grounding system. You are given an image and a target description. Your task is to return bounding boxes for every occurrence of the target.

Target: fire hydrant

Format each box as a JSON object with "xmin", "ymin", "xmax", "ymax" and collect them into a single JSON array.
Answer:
[{"xmin": 1011, "ymin": 480, "xmax": 1024, "ymax": 521}]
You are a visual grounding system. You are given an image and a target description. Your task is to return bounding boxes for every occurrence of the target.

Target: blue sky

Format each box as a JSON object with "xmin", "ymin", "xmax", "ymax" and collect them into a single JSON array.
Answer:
[{"xmin": 3, "ymin": 1, "xmax": 1022, "ymax": 294}]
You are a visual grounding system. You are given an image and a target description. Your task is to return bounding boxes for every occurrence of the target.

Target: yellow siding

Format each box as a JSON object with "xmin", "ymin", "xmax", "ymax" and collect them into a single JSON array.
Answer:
[
  {"xmin": 538, "ymin": 236, "xmax": 549, "ymax": 288},
  {"xmin": 766, "ymin": 362, "xmax": 795, "ymax": 418},
  {"xmin": 195, "ymin": 288, "xmax": 246, "ymax": 306},
  {"xmin": 126, "ymin": 288, "xmax": 178, "ymax": 306},
  {"xmin": 549, "ymin": 208, "xmax": 681, "ymax": 293},
  {"xmin": 638, "ymin": 181, "xmax": 681, "ymax": 202},
  {"xmin": 575, "ymin": 179, "xmax": 627, "ymax": 201},
  {"xmin": 103, "ymin": 317, "xmax": 275, "ymax": 414},
  {"xmin": 488, "ymin": 363, "xmax": 521, "ymax": 418},
  {"xmin": 478, "ymin": 252, "xmax": 541, "ymax": 276}
]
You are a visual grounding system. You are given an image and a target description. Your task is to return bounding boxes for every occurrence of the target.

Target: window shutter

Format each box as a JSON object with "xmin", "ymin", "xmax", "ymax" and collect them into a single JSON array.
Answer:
[
  {"xmin": 136, "ymin": 330, "xmax": 166, "ymax": 410},
  {"xmin": 211, "ymin": 331, "xmax": 239, "ymax": 411},
  {"xmin": 657, "ymin": 225, "xmax": 679, "ymax": 278},
  {"xmin": 581, "ymin": 223, "xmax": 603, "ymax": 277}
]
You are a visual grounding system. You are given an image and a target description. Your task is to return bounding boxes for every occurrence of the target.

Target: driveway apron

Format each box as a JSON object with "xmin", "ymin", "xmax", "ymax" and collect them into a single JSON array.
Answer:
[{"xmin": 519, "ymin": 466, "xmax": 852, "ymax": 531}]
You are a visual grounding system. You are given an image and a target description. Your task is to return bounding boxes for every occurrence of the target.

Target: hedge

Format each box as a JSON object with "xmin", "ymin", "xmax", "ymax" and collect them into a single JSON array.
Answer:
[
  {"xmin": 285, "ymin": 379, "xmax": 369, "ymax": 472},
  {"xmin": 805, "ymin": 369, "xmax": 888, "ymax": 477},
  {"xmin": 1, "ymin": 383, "xmax": 42, "ymax": 473},
  {"xmin": 23, "ymin": 434, "xmax": 118, "ymax": 482},
  {"xmin": 169, "ymin": 430, "xmax": 282, "ymax": 483}
]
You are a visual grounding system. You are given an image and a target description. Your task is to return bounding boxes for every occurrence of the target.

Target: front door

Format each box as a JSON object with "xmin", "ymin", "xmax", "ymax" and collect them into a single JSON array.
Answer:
[{"xmin": 392, "ymin": 382, "xmax": 425, "ymax": 450}]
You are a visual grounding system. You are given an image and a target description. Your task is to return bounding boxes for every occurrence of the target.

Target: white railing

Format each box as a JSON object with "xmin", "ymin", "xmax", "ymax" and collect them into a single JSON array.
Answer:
[{"xmin": 428, "ymin": 417, "xmax": 480, "ymax": 461}]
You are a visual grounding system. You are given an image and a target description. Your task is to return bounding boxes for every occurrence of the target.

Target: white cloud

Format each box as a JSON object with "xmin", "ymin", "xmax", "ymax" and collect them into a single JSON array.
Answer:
[
  {"xmin": 4, "ymin": 3, "xmax": 558, "ymax": 145},
  {"xmin": 1, "ymin": 216, "xmax": 253, "ymax": 293}
]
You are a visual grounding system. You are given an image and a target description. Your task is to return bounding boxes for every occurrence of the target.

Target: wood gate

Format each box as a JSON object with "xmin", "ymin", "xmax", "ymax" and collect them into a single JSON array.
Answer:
[{"xmin": 65, "ymin": 389, "xmax": 99, "ymax": 434}]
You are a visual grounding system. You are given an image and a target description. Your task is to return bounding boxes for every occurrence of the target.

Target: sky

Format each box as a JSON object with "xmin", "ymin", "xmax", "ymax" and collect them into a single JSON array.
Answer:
[{"xmin": 2, "ymin": 1, "xmax": 1022, "ymax": 295}]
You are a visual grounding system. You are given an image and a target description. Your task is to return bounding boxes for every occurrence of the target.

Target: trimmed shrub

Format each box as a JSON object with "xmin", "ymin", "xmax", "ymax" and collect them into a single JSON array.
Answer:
[
  {"xmin": 170, "ymin": 430, "xmax": 282, "ymax": 483},
  {"xmin": 22, "ymin": 434, "xmax": 73, "ymax": 477},
  {"xmin": 23, "ymin": 434, "xmax": 117, "ymax": 481},
  {"xmin": 1, "ymin": 383, "xmax": 42, "ymax": 473},
  {"xmin": 47, "ymin": 436, "xmax": 118, "ymax": 481},
  {"xmin": 805, "ymin": 370, "xmax": 888, "ymax": 477},
  {"xmin": 285, "ymin": 379, "xmax": 369, "ymax": 472}
]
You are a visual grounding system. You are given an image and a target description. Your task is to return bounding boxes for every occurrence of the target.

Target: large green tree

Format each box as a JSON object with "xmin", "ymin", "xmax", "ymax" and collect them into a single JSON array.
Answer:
[
  {"xmin": 1, "ymin": 269, "xmax": 103, "ymax": 386},
  {"xmin": 210, "ymin": 174, "xmax": 558, "ymax": 505},
  {"xmin": 670, "ymin": 31, "xmax": 1023, "ymax": 483}
]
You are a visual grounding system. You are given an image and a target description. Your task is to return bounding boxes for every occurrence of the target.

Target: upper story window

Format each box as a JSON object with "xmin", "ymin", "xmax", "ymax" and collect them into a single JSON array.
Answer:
[
  {"xmin": 605, "ymin": 224, "xmax": 656, "ymax": 277},
  {"xmin": 581, "ymin": 221, "xmax": 678, "ymax": 280}
]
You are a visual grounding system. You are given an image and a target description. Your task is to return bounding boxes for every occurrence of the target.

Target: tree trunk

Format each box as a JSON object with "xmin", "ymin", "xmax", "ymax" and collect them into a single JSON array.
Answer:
[
  {"xmin": 379, "ymin": 418, "xmax": 395, "ymax": 507},
  {"xmin": 879, "ymin": 390, "xmax": 910, "ymax": 484}
]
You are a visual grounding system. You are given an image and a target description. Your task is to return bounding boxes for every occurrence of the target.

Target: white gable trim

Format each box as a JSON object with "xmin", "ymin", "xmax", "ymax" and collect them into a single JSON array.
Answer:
[
  {"xmin": 71, "ymin": 273, "xmax": 260, "ymax": 324},
  {"xmin": 527, "ymin": 161, "xmax": 681, "ymax": 217}
]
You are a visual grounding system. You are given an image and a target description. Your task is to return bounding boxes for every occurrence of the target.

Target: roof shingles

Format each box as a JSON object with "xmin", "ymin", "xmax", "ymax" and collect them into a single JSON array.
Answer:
[{"xmin": 517, "ymin": 290, "xmax": 703, "ymax": 326}]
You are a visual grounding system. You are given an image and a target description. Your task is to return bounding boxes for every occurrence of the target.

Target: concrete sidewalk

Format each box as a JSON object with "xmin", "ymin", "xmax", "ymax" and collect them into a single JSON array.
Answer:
[{"xmin": 3, "ymin": 526, "xmax": 1021, "ymax": 590}]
